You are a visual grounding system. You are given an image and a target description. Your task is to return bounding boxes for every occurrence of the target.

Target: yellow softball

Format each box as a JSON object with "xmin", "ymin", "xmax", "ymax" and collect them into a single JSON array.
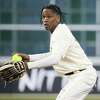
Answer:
[{"xmin": 12, "ymin": 54, "xmax": 22, "ymax": 62}]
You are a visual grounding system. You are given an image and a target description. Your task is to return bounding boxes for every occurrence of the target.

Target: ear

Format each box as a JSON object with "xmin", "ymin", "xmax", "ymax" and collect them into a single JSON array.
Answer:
[{"xmin": 56, "ymin": 15, "xmax": 60, "ymax": 23}]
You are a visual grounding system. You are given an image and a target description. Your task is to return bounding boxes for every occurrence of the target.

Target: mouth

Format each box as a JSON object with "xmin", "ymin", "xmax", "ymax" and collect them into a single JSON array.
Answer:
[
  {"xmin": 43, "ymin": 24, "xmax": 49, "ymax": 29},
  {"xmin": 44, "ymin": 23, "xmax": 48, "ymax": 26}
]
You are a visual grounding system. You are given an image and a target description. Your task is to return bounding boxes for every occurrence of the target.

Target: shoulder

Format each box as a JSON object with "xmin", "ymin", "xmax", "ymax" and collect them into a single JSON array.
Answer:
[
  {"xmin": 57, "ymin": 23, "xmax": 70, "ymax": 31},
  {"xmin": 52, "ymin": 23, "xmax": 72, "ymax": 37},
  {"xmin": 58, "ymin": 23, "xmax": 68, "ymax": 27},
  {"xmin": 58, "ymin": 23, "xmax": 72, "ymax": 34}
]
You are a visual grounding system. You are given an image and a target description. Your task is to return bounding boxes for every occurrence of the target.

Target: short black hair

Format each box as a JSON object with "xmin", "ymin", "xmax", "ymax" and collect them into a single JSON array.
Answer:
[{"xmin": 41, "ymin": 4, "xmax": 62, "ymax": 21}]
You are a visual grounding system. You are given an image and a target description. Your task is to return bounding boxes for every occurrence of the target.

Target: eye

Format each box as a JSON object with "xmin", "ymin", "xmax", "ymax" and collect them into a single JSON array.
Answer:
[
  {"xmin": 47, "ymin": 15, "xmax": 52, "ymax": 18},
  {"xmin": 42, "ymin": 15, "xmax": 45, "ymax": 19},
  {"xmin": 42, "ymin": 15, "xmax": 53, "ymax": 20}
]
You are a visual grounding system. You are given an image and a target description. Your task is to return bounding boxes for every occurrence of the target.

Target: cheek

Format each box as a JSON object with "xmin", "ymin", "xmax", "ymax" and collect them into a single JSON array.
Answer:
[{"xmin": 51, "ymin": 19, "xmax": 58, "ymax": 25}]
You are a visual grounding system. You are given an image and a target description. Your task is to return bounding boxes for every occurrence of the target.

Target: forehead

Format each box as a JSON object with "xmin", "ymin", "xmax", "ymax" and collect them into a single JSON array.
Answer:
[{"xmin": 42, "ymin": 9, "xmax": 57, "ymax": 15}]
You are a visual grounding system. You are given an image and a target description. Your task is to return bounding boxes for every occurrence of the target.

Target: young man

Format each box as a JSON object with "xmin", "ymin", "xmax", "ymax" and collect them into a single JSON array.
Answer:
[{"xmin": 17, "ymin": 5, "xmax": 97, "ymax": 100}]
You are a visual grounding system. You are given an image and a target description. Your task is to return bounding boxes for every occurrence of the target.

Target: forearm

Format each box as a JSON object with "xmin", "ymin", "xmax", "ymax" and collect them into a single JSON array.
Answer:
[
  {"xmin": 29, "ymin": 52, "xmax": 50, "ymax": 61},
  {"xmin": 27, "ymin": 54, "xmax": 60, "ymax": 69}
]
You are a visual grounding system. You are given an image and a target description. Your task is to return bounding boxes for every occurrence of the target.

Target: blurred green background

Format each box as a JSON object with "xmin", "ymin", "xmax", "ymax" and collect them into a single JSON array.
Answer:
[{"xmin": 0, "ymin": 0, "xmax": 100, "ymax": 56}]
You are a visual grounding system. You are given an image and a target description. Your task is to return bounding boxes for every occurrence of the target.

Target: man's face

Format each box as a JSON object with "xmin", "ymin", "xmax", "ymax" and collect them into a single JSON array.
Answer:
[{"xmin": 42, "ymin": 9, "xmax": 60, "ymax": 32}]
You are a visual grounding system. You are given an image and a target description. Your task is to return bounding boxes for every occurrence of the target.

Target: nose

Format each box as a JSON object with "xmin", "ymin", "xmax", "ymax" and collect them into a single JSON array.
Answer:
[
  {"xmin": 43, "ymin": 17, "xmax": 48, "ymax": 21},
  {"xmin": 43, "ymin": 19, "xmax": 48, "ymax": 24}
]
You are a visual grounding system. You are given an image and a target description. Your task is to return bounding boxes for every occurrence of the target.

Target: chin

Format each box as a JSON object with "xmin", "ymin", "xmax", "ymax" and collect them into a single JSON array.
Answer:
[{"xmin": 45, "ymin": 27, "xmax": 50, "ymax": 31}]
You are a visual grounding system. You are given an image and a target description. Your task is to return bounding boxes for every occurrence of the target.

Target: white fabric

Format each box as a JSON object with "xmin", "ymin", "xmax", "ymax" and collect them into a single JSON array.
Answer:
[
  {"xmin": 56, "ymin": 66, "xmax": 97, "ymax": 100},
  {"xmin": 29, "ymin": 53, "xmax": 50, "ymax": 61},
  {"xmin": 51, "ymin": 24, "xmax": 92, "ymax": 75},
  {"xmin": 28, "ymin": 54, "xmax": 59, "ymax": 69}
]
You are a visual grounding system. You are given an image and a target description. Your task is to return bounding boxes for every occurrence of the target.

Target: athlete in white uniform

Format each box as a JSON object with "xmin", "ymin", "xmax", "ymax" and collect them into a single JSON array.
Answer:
[{"xmin": 17, "ymin": 5, "xmax": 97, "ymax": 100}]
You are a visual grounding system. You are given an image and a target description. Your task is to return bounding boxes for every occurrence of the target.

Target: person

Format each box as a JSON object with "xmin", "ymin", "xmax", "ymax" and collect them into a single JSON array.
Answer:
[{"xmin": 17, "ymin": 4, "xmax": 97, "ymax": 100}]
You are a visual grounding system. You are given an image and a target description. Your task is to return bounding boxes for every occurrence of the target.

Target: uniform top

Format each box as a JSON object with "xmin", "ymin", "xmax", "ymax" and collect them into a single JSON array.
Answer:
[
  {"xmin": 50, "ymin": 23, "xmax": 92, "ymax": 75},
  {"xmin": 28, "ymin": 23, "xmax": 93, "ymax": 75}
]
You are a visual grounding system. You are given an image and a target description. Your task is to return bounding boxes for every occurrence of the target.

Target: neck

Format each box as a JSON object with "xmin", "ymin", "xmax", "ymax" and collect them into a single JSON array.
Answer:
[{"xmin": 50, "ymin": 23, "xmax": 60, "ymax": 33}]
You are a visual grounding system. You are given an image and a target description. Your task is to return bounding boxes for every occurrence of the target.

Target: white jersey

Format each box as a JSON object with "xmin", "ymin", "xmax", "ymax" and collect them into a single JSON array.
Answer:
[
  {"xmin": 28, "ymin": 23, "xmax": 93, "ymax": 75},
  {"xmin": 50, "ymin": 24, "xmax": 92, "ymax": 75}
]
